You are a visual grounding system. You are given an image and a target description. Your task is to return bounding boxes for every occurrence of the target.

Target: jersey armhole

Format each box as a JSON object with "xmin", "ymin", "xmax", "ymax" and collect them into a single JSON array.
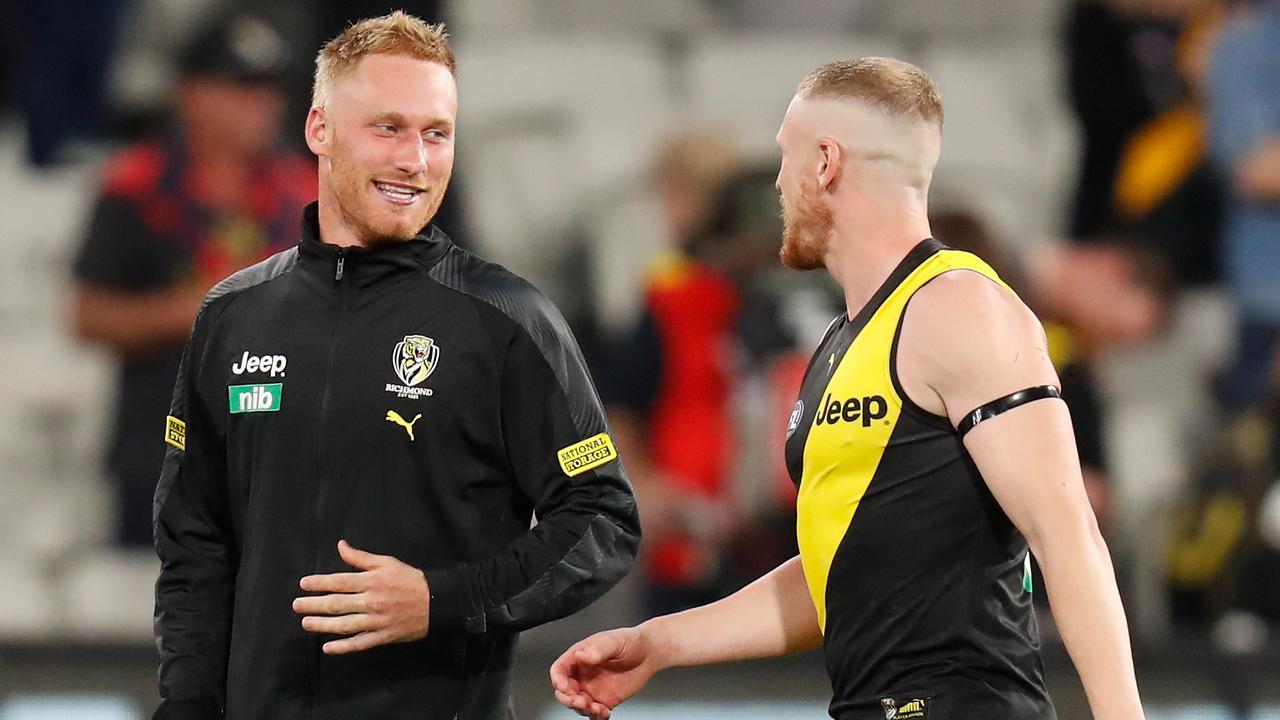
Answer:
[
  {"xmin": 889, "ymin": 308, "xmax": 954, "ymax": 431},
  {"xmin": 888, "ymin": 268, "xmax": 1010, "ymax": 433}
]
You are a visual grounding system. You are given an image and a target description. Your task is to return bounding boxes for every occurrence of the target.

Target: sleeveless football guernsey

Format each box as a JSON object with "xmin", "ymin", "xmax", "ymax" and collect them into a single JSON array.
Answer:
[{"xmin": 785, "ymin": 238, "xmax": 1056, "ymax": 720}]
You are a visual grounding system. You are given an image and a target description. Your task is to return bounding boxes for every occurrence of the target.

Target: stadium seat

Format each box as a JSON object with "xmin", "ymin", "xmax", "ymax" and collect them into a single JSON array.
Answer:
[
  {"xmin": 684, "ymin": 34, "xmax": 909, "ymax": 157},
  {"xmin": 865, "ymin": 0, "xmax": 1062, "ymax": 35},
  {"xmin": 919, "ymin": 38, "xmax": 1077, "ymax": 177},
  {"xmin": 454, "ymin": 0, "xmax": 714, "ymax": 35},
  {"xmin": 453, "ymin": 35, "xmax": 672, "ymax": 289},
  {"xmin": 61, "ymin": 549, "xmax": 160, "ymax": 641},
  {"xmin": 0, "ymin": 557, "xmax": 58, "ymax": 639},
  {"xmin": 1, "ymin": 333, "xmax": 115, "ymax": 559},
  {"xmin": 919, "ymin": 39, "xmax": 1079, "ymax": 240},
  {"xmin": 0, "ymin": 694, "xmax": 140, "ymax": 720},
  {"xmin": 581, "ymin": 184, "xmax": 666, "ymax": 333}
]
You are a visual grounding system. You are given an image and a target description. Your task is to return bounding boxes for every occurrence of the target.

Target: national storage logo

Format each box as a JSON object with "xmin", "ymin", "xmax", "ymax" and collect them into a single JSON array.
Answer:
[
  {"xmin": 557, "ymin": 433, "xmax": 618, "ymax": 477},
  {"xmin": 228, "ymin": 383, "xmax": 283, "ymax": 414}
]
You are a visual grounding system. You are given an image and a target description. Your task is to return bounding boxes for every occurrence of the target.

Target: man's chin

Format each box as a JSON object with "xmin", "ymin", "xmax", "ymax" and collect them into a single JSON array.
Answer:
[
  {"xmin": 364, "ymin": 211, "xmax": 430, "ymax": 244},
  {"xmin": 779, "ymin": 240, "xmax": 825, "ymax": 271},
  {"xmin": 366, "ymin": 228, "xmax": 419, "ymax": 245}
]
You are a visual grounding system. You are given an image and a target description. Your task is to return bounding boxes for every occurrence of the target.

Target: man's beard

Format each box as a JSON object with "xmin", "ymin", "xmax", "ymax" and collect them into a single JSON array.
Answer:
[
  {"xmin": 328, "ymin": 146, "xmax": 447, "ymax": 246},
  {"xmin": 778, "ymin": 179, "xmax": 832, "ymax": 270}
]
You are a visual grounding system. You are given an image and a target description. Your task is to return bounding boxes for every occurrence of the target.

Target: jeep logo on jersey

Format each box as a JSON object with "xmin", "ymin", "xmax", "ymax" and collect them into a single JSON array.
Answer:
[
  {"xmin": 815, "ymin": 393, "xmax": 888, "ymax": 427},
  {"xmin": 786, "ymin": 400, "xmax": 804, "ymax": 437},
  {"xmin": 228, "ymin": 383, "xmax": 282, "ymax": 414},
  {"xmin": 231, "ymin": 351, "xmax": 287, "ymax": 377}
]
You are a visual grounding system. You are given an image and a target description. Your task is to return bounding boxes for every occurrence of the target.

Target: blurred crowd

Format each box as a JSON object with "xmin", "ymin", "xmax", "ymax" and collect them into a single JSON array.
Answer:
[{"xmin": 2, "ymin": 0, "xmax": 1280, "ymax": 646}]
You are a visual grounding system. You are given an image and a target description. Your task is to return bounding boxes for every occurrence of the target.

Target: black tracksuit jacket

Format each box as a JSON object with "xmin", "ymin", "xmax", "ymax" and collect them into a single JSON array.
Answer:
[{"xmin": 153, "ymin": 204, "xmax": 640, "ymax": 719}]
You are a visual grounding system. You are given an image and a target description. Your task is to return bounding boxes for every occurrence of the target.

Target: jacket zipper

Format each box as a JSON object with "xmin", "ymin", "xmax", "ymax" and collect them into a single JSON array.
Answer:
[{"xmin": 311, "ymin": 247, "xmax": 348, "ymax": 719}]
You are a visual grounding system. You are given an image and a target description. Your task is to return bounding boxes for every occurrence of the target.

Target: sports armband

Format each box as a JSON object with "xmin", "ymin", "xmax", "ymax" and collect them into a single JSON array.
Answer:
[{"xmin": 957, "ymin": 385, "xmax": 1062, "ymax": 437}]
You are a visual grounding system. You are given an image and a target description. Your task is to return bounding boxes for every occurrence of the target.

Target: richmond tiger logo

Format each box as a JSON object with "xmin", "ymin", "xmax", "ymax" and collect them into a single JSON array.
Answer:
[{"xmin": 393, "ymin": 335, "xmax": 441, "ymax": 387}]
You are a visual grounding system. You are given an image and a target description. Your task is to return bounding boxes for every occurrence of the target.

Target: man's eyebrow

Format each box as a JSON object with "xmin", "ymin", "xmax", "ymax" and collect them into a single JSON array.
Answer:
[{"xmin": 371, "ymin": 111, "xmax": 407, "ymax": 124}]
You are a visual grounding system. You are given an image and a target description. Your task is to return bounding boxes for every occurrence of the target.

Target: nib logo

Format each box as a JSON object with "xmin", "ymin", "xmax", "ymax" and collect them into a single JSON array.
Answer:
[{"xmin": 228, "ymin": 384, "xmax": 283, "ymax": 414}]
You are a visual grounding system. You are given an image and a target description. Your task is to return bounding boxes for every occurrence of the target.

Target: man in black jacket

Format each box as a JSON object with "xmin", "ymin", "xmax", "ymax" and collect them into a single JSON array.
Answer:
[{"xmin": 152, "ymin": 12, "xmax": 641, "ymax": 720}]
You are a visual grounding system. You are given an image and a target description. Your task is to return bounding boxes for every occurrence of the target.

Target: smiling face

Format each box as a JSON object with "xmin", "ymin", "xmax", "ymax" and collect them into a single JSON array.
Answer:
[{"xmin": 306, "ymin": 53, "xmax": 457, "ymax": 246}]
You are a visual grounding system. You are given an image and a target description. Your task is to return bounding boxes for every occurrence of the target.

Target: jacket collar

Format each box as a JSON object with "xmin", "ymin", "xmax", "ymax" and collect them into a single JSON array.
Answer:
[{"xmin": 296, "ymin": 201, "xmax": 454, "ymax": 283}]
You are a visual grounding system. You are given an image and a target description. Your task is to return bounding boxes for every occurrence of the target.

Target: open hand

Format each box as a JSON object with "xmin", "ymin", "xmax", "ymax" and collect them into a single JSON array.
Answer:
[
  {"xmin": 550, "ymin": 627, "xmax": 659, "ymax": 719},
  {"xmin": 293, "ymin": 539, "xmax": 430, "ymax": 655}
]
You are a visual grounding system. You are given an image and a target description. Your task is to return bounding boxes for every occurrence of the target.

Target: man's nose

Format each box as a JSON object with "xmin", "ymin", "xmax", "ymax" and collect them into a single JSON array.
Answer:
[{"xmin": 394, "ymin": 134, "xmax": 427, "ymax": 176}]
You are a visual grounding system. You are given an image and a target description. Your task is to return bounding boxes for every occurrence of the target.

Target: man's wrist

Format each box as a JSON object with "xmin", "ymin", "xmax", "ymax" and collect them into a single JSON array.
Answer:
[
  {"xmin": 423, "ymin": 564, "xmax": 477, "ymax": 633},
  {"xmin": 637, "ymin": 618, "xmax": 675, "ymax": 672}
]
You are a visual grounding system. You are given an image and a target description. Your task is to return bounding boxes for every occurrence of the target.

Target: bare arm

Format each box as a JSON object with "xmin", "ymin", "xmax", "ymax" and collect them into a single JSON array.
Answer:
[
  {"xmin": 644, "ymin": 555, "xmax": 820, "ymax": 667},
  {"xmin": 72, "ymin": 282, "xmax": 205, "ymax": 357},
  {"xmin": 901, "ymin": 272, "xmax": 1144, "ymax": 720},
  {"xmin": 550, "ymin": 556, "xmax": 820, "ymax": 719}
]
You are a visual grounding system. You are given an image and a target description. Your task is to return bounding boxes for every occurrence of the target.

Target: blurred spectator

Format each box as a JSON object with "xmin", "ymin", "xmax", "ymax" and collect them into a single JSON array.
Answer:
[
  {"xmin": 694, "ymin": 164, "xmax": 841, "ymax": 369},
  {"xmin": 1111, "ymin": 2, "xmax": 1226, "ymax": 286},
  {"xmin": 933, "ymin": 210, "xmax": 1175, "ymax": 530},
  {"xmin": 17, "ymin": 0, "xmax": 129, "ymax": 166},
  {"xmin": 598, "ymin": 129, "xmax": 741, "ymax": 614},
  {"xmin": 1208, "ymin": 0, "xmax": 1280, "ymax": 411},
  {"xmin": 1065, "ymin": 0, "xmax": 1195, "ymax": 237},
  {"xmin": 1165, "ymin": 406, "xmax": 1269, "ymax": 625},
  {"xmin": 694, "ymin": 164, "xmax": 843, "ymax": 587},
  {"xmin": 69, "ymin": 14, "xmax": 316, "ymax": 547},
  {"xmin": 1190, "ymin": 0, "xmax": 1280, "ymax": 628}
]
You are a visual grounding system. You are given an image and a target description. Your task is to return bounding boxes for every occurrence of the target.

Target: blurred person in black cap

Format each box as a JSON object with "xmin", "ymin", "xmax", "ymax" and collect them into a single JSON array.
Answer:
[{"xmin": 70, "ymin": 13, "xmax": 317, "ymax": 547}]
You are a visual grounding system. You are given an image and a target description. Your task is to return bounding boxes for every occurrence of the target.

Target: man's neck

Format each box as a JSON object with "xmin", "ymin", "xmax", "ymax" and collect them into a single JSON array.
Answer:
[
  {"xmin": 825, "ymin": 200, "xmax": 932, "ymax": 320},
  {"xmin": 316, "ymin": 189, "xmax": 366, "ymax": 248}
]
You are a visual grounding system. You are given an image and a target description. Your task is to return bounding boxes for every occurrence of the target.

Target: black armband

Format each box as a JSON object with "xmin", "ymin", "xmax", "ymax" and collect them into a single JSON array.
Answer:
[{"xmin": 957, "ymin": 385, "xmax": 1062, "ymax": 437}]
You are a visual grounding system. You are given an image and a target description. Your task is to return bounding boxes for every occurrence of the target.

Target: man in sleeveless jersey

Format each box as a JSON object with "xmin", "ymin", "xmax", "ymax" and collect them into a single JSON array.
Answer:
[{"xmin": 551, "ymin": 58, "xmax": 1144, "ymax": 720}]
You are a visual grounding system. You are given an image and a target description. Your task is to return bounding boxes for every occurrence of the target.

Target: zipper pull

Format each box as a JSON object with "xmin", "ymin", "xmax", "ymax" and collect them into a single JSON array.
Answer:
[{"xmin": 335, "ymin": 250, "xmax": 345, "ymax": 281}]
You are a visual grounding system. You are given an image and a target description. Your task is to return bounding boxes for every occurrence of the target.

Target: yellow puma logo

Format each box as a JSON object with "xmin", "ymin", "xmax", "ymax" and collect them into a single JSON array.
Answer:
[{"xmin": 385, "ymin": 410, "xmax": 422, "ymax": 441}]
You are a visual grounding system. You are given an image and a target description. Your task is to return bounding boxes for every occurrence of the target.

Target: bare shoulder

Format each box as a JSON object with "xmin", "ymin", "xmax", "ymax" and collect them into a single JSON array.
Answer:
[
  {"xmin": 905, "ymin": 270, "xmax": 1042, "ymax": 346},
  {"xmin": 899, "ymin": 270, "xmax": 1056, "ymax": 424}
]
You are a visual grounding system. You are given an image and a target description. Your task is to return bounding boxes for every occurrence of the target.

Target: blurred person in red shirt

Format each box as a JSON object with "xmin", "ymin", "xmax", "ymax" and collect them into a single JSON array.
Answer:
[
  {"xmin": 71, "ymin": 14, "xmax": 317, "ymax": 547},
  {"xmin": 599, "ymin": 130, "xmax": 741, "ymax": 613}
]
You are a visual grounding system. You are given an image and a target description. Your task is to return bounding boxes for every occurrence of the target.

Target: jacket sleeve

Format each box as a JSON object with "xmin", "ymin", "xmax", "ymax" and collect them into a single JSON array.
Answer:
[
  {"xmin": 152, "ymin": 303, "xmax": 236, "ymax": 720},
  {"xmin": 426, "ymin": 301, "xmax": 641, "ymax": 634}
]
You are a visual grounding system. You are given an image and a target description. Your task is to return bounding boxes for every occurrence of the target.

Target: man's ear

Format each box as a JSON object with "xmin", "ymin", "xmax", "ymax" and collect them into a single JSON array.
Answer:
[
  {"xmin": 816, "ymin": 137, "xmax": 843, "ymax": 193},
  {"xmin": 305, "ymin": 107, "xmax": 329, "ymax": 157}
]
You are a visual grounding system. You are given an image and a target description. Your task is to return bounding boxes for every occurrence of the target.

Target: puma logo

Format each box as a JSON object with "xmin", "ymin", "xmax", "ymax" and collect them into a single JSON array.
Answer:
[{"xmin": 385, "ymin": 410, "xmax": 422, "ymax": 441}]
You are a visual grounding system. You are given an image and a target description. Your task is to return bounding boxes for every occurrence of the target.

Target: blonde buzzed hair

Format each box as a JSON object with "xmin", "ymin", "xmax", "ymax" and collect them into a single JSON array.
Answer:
[
  {"xmin": 797, "ymin": 57, "xmax": 943, "ymax": 128},
  {"xmin": 312, "ymin": 11, "xmax": 456, "ymax": 107}
]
